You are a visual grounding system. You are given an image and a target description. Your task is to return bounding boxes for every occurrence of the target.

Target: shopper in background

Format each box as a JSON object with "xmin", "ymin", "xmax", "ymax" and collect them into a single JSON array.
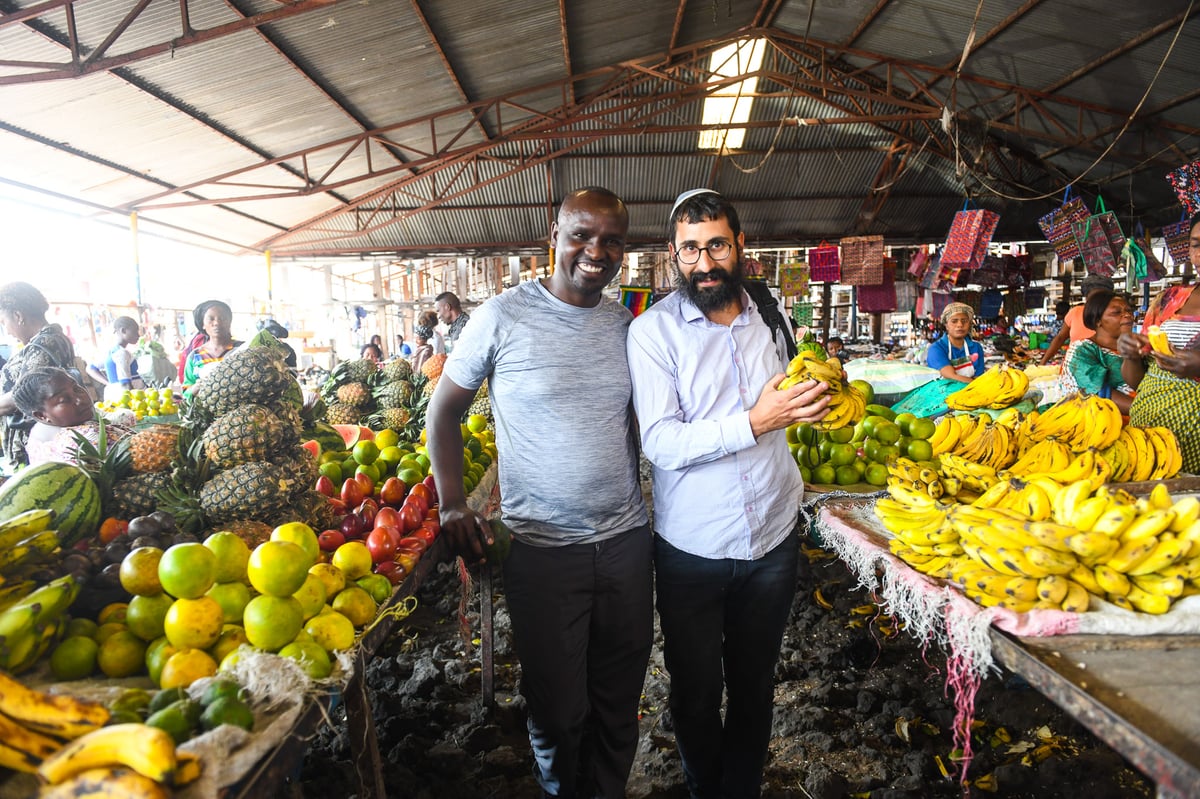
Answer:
[
  {"xmin": 1118, "ymin": 213, "xmax": 1200, "ymax": 472},
  {"xmin": 181, "ymin": 301, "xmax": 240, "ymax": 394},
  {"xmin": 435, "ymin": 291, "xmax": 470, "ymax": 350},
  {"xmin": 177, "ymin": 300, "xmax": 216, "ymax": 384},
  {"xmin": 418, "ymin": 310, "xmax": 446, "ymax": 355},
  {"xmin": 825, "ymin": 336, "xmax": 844, "ymax": 359},
  {"xmin": 427, "ymin": 187, "xmax": 651, "ymax": 799},
  {"xmin": 926, "ymin": 302, "xmax": 985, "ymax": 383},
  {"xmin": 395, "ymin": 333, "xmax": 413, "ymax": 358},
  {"xmin": 259, "ymin": 319, "xmax": 298, "ymax": 368},
  {"xmin": 627, "ymin": 188, "xmax": 830, "ymax": 799},
  {"xmin": 87, "ymin": 316, "xmax": 145, "ymax": 402},
  {"xmin": 360, "ymin": 343, "xmax": 383, "ymax": 364},
  {"xmin": 369, "ymin": 333, "xmax": 386, "ymax": 360},
  {"xmin": 1039, "ymin": 274, "xmax": 1115, "ymax": 365},
  {"xmin": 0, "ymin": 281, "xmax": 78, "ymax": 468},
  {"xmin": 410, "ymin": 324, "xmax": 434, "ymax": 375},
  {"xmin": 1062, "ymin": 290, "xmax": 1135, "ymax": 413}
]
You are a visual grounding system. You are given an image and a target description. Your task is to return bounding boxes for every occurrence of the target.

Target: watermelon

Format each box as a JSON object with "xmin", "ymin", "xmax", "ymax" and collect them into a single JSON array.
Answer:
[
  {"xmin": 332, "ymin": 424, "xmax": 374, "ymax": 448},
  {"xmin": 306, "ymin": 422, "xmax": 348, "ymax": 454},
  {"xmin": 0, "ymin": 462, "xmax": 101, "ymax": 547}
]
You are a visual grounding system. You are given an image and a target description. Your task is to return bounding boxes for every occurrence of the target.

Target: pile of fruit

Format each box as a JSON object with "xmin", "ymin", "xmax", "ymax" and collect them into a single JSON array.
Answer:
[
  {"xmin": 779, "ymin": 351, "xmax": 866, "ymax": 431},
  {"xmin": 790, "ymin": 406, "xmax": 937, "ymax": 488},
  {"xmin": 873, "ymin": 393, "xmax": 1193, "ymax": 615},
  {"xmin": 944, "ymin": 363, "xmax": 1029, "ymax": 411},
  {"xmin": 94, "ymin": 387, "xmax": 178, "ymax": 420}
]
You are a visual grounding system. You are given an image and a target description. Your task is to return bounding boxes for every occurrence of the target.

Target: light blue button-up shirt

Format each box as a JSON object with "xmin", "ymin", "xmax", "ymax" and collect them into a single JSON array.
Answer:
[{"xmin": 627, "ymin": 288, "xmax": 803, "ymax": 560}]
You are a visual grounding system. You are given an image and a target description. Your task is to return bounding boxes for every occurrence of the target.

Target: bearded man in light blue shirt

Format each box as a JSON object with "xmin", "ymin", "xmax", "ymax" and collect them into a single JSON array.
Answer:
[{"xmin": 628, "ymin": 189, "xmax": 830, "ymax": 799}]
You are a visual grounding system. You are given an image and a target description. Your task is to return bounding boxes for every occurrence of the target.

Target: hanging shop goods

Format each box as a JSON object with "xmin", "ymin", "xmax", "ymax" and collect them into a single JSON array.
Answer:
[
  {"xmin": 777, "ymin": 263, "xmax": 810, "ymax": 298},
  {"xmin": 857, "ymin": 258, "xmax": 897, "ymax": 314},
  {"xmin": 837, "ymin": 235, "xmax": 885, "ymax": 286},
  {"xmin": 1162, "ymin": 213, "xmax": 1193, "ymax": 269},
  {"xmin": 1071, "ymin": 196, "xmax": 1126, "ymax": 278},
  {"xmin": 807, "ymin": 240, "xmax": 841, "ymax": 283},
  {"xmin": 941, "ymin": 205, "xmax": 1000, "ymax": 272},
  {"xmin": 1166, "ymin": 158, "xmax": 1200, "ymax": 216},
  {"xmin": 1037, "ymin": 186, "xmax": 1090, "ymax": 262}
]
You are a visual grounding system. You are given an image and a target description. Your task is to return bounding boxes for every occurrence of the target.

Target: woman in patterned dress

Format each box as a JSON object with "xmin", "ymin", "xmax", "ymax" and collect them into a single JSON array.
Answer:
[
  {"xmin": 1118, "ymin": 214, "xmax": 1200, "ymax": 472},
  {"xmin": 1063, "ymin": 289, "xmax": 1135, "ymax": 413},
  {"xmin": 0, "ymin": 282, "xmax": 77, "ymax": 468}
]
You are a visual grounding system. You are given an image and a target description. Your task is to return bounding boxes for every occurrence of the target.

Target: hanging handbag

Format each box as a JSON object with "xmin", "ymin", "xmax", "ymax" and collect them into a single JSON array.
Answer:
[
  {"xmin": 1037, "ymin": 186, "xmax": 1089, "ymax": 261},
  {"xmin": 941, "ymin": 201, "xmax": 1000, "ymax": 271},
  {"xmin": 1162, "ymin": 212, "xmax": 1191, "ymax": 269},
  {"xmin": 1166, "ymin": 159, "xmax": 1200, "ymax": 216},
  {"xmin": 807, "ymin": 241, "xmax": 841, "ymax": 282},
  {"xmin": 1071, "ymin": 195, "xmax": 1125, "ymax": 277},
  {"xmin": 838, "ymin": 235, "xmax": 885, "ymax": 286}
]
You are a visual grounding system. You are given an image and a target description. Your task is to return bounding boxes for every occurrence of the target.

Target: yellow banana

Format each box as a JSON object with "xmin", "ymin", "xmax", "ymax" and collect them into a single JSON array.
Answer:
[
  {"xmin": 1126, "ymin": 585, "xmax": 1172, "ymax": 614},
  {"xmin": 1120, "ymin": 509, "xmax": 1177, "ymax": 544},
  {"xmin": 1068, "ymin": 496, "xmax": 1111, "ymax": 532},
  {"xmin": 1004, "ymin": 576, "xmax": 1041, "ymax": 602},
  {"xmin": 1023, "ymin": 545, "xmax": 1077, "ymax": 576},
  {"xmin": 960, "ymin": 541, "xmax": 1021, "ymax": 577},
  {"xmin": 1064, "ymin": 530, "xmax": 1116, "ymax": 560},
  {"xmin": 1160, "ymin": 555, "xmax": 1200, "ymax": 581},
  {"xmin": 1147, "ymin": 325, "xmax": 1174, "ymax": 355},
  {"xmin": 0, "ymin": 707, "xmax": 63, "ymax": 771},
  {"xmin": 0, "ymin": 670, "xmax": 110, "ymax": 739},
  {"xmin": 1021, "ymin": 520, "xmax": 1076, "ymax": 553},
  {"xmin": 1127, "ymin": 537, "xmax": 1192, "ymax": 576},
  {"xmin": 1169, "ymin": 497, "xmax": 1200, "ymax": 532},
  {"xmin": 37, "ymin": 724, "xmax": 177, "ymax": 786},
  {"xmin": 1060, "ymin": 580, "xmax": 1090, "ymax": 613},
  {"xmin": 1066, "ymin": 565, "xmax": 1103, "ymax": 597},
  {"xmin": 1036, "ymin": 575, "xmax": 1069, "ymax": 603},
  {"xmin": 1094, "ymin": 564, "xmax": 1132, "ymax": 596},
  {"xmin": 38, "ymin": 766, "xmax": 172, "ymax": 799},
  {"xmin": 0, "ymin": 509, "xmax": 57, "ymax": 550},
  {"xmin": 1105, "ymin": 538, "xmax": 1158, "ymax": 573},
  {"xmin": 1131, "ymin": 573, "xmax": 1184, "ymax": 598},
  {"xmin": 1092, "ymin": 504, "xmax": 1138, "ymax": 538},
  {"xmin": 1107, "ymin": 593, "xmax": 1135, "ymax": 611}
]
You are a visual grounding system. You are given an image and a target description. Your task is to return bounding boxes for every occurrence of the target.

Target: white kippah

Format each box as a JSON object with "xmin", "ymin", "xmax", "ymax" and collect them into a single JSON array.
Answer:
[{"xmin": 670, "ymin": 188, "xmax": 722, "ymax": 219}]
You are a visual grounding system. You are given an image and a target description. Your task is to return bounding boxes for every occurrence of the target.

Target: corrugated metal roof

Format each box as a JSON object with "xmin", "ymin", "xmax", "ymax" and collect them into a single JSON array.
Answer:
[{"xmin": 0, "ymin": 0, "xmax": 1196, "ymax": 261}]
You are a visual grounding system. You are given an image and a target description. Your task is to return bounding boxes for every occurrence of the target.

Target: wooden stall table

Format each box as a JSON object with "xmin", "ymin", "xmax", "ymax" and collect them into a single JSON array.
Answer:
[
  {"xmin": 811, "ymin": 489, "xmax": 1200, "ymax": 799},
  {"xmin": 226, "ymin": 464, "xmax": 499, "ymax": 799}
]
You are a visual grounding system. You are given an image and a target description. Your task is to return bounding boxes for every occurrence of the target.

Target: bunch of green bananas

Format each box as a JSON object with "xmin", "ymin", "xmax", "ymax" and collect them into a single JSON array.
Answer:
[
  {"xmin": 874, "ymin": 478, "xmax": 1200, "ymax": 615},
  {"xmin": 778, "ymin": 351, "xmax": 866, "ymax": 431},
  {"xmin": 886, "ymin": 456, "xmax": 959, "ymax": 501},
  {"xmin": 0, "ymin": 574, "xmax": 80, "ymax": 674},
  {"xmin": 0, "ymin": 508, "xmax": 61, "ymax": 585},
  {"xmin": 945, "ymin": 364, "xmax": 1030, "ymax": 411}
]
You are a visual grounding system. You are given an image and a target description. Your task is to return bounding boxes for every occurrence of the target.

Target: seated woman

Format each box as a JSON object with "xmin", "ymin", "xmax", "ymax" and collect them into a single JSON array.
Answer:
[
  {"xmin": 1063, "ymin": 290, "xmax": 1135, "ymax": 413},
  {"xmin": 926, "ymin": 302, "xmax": 985, "ymax": 383},
  {"xmin": 1118, "ymin": 217, "xmax": 1200, "ymax": 473},
  {"xmin": 13, "ymin": 368, "xmax": 133, "ymax": 466},
  {"xmin": 182, "ymin": 301, "xmax": 240, "ymax": 394},
  {"xmin": 360, "ymin": 343, "xmax": 383, "ymax": 364}
]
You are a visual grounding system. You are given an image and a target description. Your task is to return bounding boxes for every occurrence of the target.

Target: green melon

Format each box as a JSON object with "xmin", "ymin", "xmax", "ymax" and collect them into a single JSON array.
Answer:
[
  {"xmin": 306, "ymin": 422, "xmax": 347, "ymax": 454},
  {"xmin": 0, "ymin": 462, "xmax": 101, "ymax": 547}
]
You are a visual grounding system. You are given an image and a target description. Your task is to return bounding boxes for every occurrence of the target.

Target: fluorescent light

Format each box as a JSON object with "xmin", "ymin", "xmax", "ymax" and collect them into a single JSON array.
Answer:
[{"xmin": 699, "ymin": 39, "xmax": 766, "ymax": 152}]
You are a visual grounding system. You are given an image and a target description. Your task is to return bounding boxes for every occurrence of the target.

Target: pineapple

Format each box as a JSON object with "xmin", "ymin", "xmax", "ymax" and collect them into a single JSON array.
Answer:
[
  {"xmin": 282, "ymin": 490, "xmax": 340, "ymax": 531},
  {"xmin": 336, "ymin": 382, "xmax": 372, "ymax": 408},
  {"xmin": 367, "ymin": 407, "xmax": 411, "ymax": 432},
  {"xmin": 110, "ymin": 472, "xmax": 171, "ymax": 519},
  {"xmin": 381, "ymin": 359, "xmax": 413, "ymax": 382},
  {"xmin": 372, "ymin": 380, "xmax": 413, "ymax": 410},
  {"xmin": 200, "ymin": 461, "xmax": 297, "ymax": 524},
  {"xmin": 275, "ymin": 446, "xmax": 320, "ymax": 487},
  {"xmin": 127, "ymin": 424, "xmax": 181, "ymax": 473},
  {"xmin": 213, "ymin": 519, "xmax": 273, "ymax": 548},
  {"xmin": 325, "ymin": 401, "xmax": 360, "ymax": 426},
  {"xmin": 193, "ymin": 345, "xmax": 296, "ymax": 416},
  {"xmin": 420, "ymin": 353, "xmax": 447, "ymax": 382},
  {"xmin": 345, "ymin": 358, "xmax": 376, "ymax": 382},
  {"xmin": 202, "ymin": 404, "xmax": 291, "ymax": 469}
]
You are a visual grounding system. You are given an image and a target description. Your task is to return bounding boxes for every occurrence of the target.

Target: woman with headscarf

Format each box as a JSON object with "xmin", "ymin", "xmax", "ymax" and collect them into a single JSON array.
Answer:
[
  {"xmin": 0, "ymin": 281, "xmax": 78, "ymax": 467},
  {"xmin": 926, "ymin": 302, "xmax": 985, "ymax": 383},
  {"xmin": 177, "ymin": 300, "xmax": 215, "ymax": 384},
  {"xmin": 410, "ymin": 321, "xmax": 434, "ymax": 376},
  {"xmin": 181, "ymin": 301, "xmax": 241, "ymax": 393}
]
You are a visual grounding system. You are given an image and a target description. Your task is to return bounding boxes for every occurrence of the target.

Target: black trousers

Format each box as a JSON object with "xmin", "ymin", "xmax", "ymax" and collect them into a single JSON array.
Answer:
[{"xmin": 503, "ymin": 524, "xmax": 654, "ymax": 799}]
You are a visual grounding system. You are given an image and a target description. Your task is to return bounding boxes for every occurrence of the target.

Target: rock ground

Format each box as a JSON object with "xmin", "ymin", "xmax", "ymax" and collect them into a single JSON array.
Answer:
[{"xmin": 298, "ymin": 545, "xmax": 1154, "ymax": 799}]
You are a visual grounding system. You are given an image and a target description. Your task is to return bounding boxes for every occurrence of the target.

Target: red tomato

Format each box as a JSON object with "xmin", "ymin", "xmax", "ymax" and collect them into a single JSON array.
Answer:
[
  {"xmin": 356, "ymin": 498, "xmax": 379, "ymax": 526},
  {"xmin": 379, "ymin": 477, "xmax": 407, "ymax": 507},
  {"xmin": 354, "ymin": 472, "xmax": 375, "ymax": 498},
  {"xmin": 340, "ymin": 512, "xmax": 365, "ymax": 540},
  {"xmin": 419, "ymin": 518, "xmax": 440, "ymax": 538},
  {"xmin": 399, "ymin": 502, "xmax": 423, "ymax": 534},
  {"xmin": 404, "ymin": 494, "xmax": 429, "ymax": 520},
  {"xmin": 318, "ymin": 529, "xmax": 345, "ymax": 552},
  {"xmin": 374, "ymin": 559, "xmax": 403, "ymax": 585},
  {"xmin": 409, "ymin": 483, "xmax": 433, "ymax": 506},
  {"xmin": 374, "ymin": 524, "xmax": 402, "ymax": 548},
  {"xmin": 327, "ymin": 498, "xmax": 347, "ymax": 514},
  {"xmin": 425, "ymin": 507, "xmax": 439, "ymax": 521},
  {"xmin": 409, "ymin": 526, "xmax": 436, "ymax": 547},
  {"xmin": 422, "ymin": 474, "xmax": 438, "ymax": 504},
  {"xmin": 366, "ymin": 526, "xmax": 397, "ymax": 563},
  {"xmin": 374, "ymin": 506, "xmax": 402, "ymax": 531},
  {"xmin": 397, "ymin": 536, "xmax": 427, "ymax": 555},
  {"xmin": 340, "ymin": 478, "xmax": 364, "ymax": 508},
  {"xmin": 314, "ymin": 475, "xmax": 336, "ymax": 498}
]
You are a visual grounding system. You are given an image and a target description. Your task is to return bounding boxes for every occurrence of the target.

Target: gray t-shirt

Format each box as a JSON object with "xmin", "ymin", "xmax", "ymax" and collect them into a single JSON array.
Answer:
[{"xmin": 443, "ymin": 280, "xmax": 647, "ymax": 546}]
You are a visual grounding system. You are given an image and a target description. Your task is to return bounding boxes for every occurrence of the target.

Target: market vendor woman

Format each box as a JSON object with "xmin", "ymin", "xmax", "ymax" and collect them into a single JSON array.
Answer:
[{"xmin": 926, "ymin": 302, "xmax": 984, "ymax": 383}]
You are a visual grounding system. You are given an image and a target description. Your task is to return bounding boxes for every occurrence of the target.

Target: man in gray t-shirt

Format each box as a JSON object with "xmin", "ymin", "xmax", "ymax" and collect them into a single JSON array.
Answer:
[{"xmin": 426, "ymin": 187, "xmax": 651, "ymax": 799}]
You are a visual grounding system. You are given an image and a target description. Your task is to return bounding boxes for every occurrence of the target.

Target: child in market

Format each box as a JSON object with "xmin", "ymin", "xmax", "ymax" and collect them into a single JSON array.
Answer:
[{"xmin": 12, "ymin": 367, "xmax": 134, "ymax": 466}]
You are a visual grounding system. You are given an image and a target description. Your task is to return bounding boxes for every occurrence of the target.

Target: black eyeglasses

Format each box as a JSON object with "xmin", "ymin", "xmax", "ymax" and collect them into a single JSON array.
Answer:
[{"xmin": 674, "ymin": 240, "xmax": 733, "ymax": 265}]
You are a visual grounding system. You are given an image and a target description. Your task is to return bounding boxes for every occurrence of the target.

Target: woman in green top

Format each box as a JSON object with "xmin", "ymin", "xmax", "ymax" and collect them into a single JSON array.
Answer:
[{"xmin": 1064, "ymin": 289, "xmax": 1134, "ymax": 413}]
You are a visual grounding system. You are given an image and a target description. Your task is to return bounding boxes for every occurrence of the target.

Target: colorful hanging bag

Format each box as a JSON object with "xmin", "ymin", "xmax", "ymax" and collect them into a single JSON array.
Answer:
[
  {"xmin": 1037, "ymin": 186, "xmax": 1089, "ymax": 261},
  {"xmin": 807, "ymin": 241, "xmax": 841, "ymax": 282},
  {"xmin": 857, "ymin": 258, "xmax": 897, "ymax": 313},
  {"xmin": 1071, "ymin": 195, "xmax": 1125, "ymax": 277},
  {"xmin": 1162, "ymin": 211, "xmax": 1192, "ymax": 269},
  {"xmin": 838, "ymin": 235, "xmax": 885, "ymax": 286},
  {"xmin": 1166, "ymin": 159, "xmax": 1200, "ymax": 216},
  {"xmin": 941, "ymin": 200, "xmax": 1000, "ymax": 271}
]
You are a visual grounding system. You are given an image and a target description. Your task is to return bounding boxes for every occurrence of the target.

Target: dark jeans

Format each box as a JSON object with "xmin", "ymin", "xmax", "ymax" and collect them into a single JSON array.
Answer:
[
  {"xmin": 654, "ymin": 530, "xmax": 799, "ymax": 799},
  {"xmin": 503, "ymin": 525, "xmax": 654, "ymax": 799}
]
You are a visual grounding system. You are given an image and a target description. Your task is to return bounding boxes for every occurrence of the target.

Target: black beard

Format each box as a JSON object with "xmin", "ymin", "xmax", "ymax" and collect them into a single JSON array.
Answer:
[{"xmin": 675, "ymin": 259, "xmax": 745, "ymax": 313}]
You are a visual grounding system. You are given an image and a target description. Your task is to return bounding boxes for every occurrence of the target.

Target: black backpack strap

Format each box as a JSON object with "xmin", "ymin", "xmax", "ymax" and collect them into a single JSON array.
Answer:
[{"xmin": 744, "ymin": 281, "xmax": 797, "ymax": 361}]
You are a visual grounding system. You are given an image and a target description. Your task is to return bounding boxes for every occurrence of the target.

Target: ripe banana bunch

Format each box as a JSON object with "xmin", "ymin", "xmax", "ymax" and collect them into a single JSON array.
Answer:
[
  {"xmin": 971, "ymin": 477, "xmax": 1057, "ymax": 521},
  {"xmin": 0, "ymin": 574, "xmax": 80, "ymax": 673},
  {"xmin": 0, "ymin": 671, "xmax": 111, "ymax": 776},
  {"xmin": 941, "ymin": 415, "xmax": 1018, "ymax": 472},
  {"xmin": 934, "ymin": 452, "xmax": 997, "ymax": 495},
  {"xmin": 780, "ymin": 351, "xmax": 865, "ymax": 431},
  {"xmin": 886, "ymin": 456, "xmax": 952, "ymax": 500},
  {"xmin": 0, "ymin": 509, "xmax": 61, "ymax": 580},
  {"xmin": 945, "ymin": 364, "xmax": 1030, "ymax": 411},
  {"xmin": 37, "ymin": 723, "xmax": 179, "ymax": 787},
  {"xmin": 1099, "ymin": 426, "xmax": 1182, "ymax": 483},
  {"xmin": 1008, "ymin": 447, "xmax": 1111, "ymax": 491},
  {"xmin": 1025, "ymin": 393, "xmax": 1122, "ymax": 453}
]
